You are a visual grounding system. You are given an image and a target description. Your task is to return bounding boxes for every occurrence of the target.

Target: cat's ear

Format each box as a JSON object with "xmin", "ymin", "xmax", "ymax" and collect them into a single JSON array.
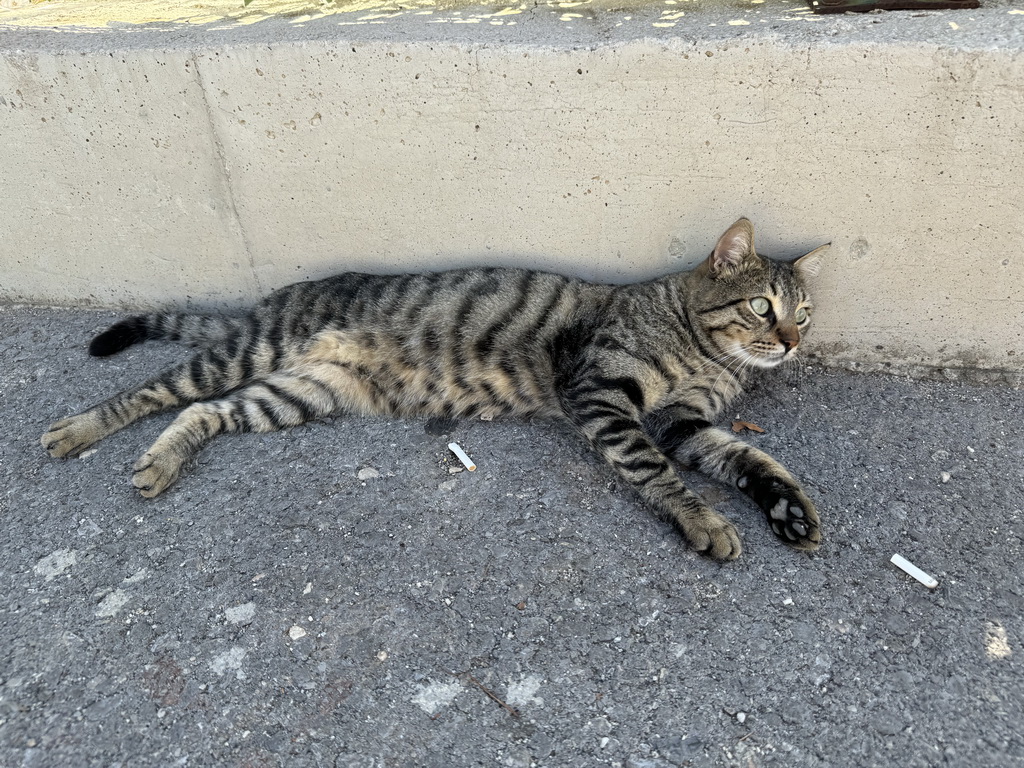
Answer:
[
  {"xmin": 709, "ymin": 218, "xmax": 756, "ymax": 277},
  {"xmin": 794, "ymin": 243, "xmax": 830, "ymax": 279}
]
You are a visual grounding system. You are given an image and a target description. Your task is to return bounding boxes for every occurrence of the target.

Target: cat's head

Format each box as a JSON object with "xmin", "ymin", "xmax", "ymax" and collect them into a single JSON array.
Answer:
[{"xmin": 689, "ymin": 218, "xmax": 828, "ymax": 369}]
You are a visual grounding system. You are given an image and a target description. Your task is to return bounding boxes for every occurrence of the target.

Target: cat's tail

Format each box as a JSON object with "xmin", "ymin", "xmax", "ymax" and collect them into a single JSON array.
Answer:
[{"xmin": 89, "ymin": 313, "xmax": 247, "ymax": 357}]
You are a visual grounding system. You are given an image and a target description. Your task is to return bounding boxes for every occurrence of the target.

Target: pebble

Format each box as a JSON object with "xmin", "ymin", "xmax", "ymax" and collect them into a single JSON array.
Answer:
[
  {"xmin": 288, "ymin": 625, "xmax": 308, "ymax": 640},
  {"xmin": 627, "ymin": 759, "xmax": 672, "ymax": 768},
  {"xmin": 225, "ymin": 602, "xmax": 256, "ymax": 625},
  {"xmin": 95, "ymin": 589, "xmax": 130, "ymax": 618},
  {"xmin": 940, "ymin": 472, "xmax": 951, "ymax": 483},
  {"xmin": 34, "ymin": 549, "xmax": 78, "ymax": 581},
  {"xmin": 873, "ymin": 714, "xmax": 903, "ymax": 736},
  {"xmin": 357, "ymin": 467, "xmax": 381, "ymax": 481}
]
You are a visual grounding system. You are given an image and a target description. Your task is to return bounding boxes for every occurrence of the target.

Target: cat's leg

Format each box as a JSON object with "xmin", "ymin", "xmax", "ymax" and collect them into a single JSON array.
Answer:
[
  {"xmin": 41, "ymin": 336, "xmax": 275, "ymax": 459},
  {"xmin": 650, "ymin": 416, "xmax": 821, "ymax": 551},
  {"xmin": 558, "ymin": 386, "xmax": 742, "ymax": 560},
  {"xmin": 130, "ymin": 364, "xmax": 349, "ymax": 497}
]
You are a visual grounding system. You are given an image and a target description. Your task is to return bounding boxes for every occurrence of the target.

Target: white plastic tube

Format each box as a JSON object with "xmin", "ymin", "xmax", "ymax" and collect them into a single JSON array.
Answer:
[
  {"xmin": 890, "ymin": 553, "xmax": 938, "ymax": 589},
  {"xmin": 448, "ymin": 442, "xmax": 476, "ymax": 471}
]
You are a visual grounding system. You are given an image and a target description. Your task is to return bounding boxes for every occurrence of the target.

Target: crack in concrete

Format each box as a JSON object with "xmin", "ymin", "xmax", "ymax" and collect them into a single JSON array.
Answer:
[{"xmin": 189, "ymin": 52, "xmax": 265, "ymax": 297}]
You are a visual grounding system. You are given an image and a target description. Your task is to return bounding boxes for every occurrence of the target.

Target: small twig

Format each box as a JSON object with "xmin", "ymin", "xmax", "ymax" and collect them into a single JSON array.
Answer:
[{"xmin": 459, "ymin": 673, "xmax": 520, "ymax": 718}]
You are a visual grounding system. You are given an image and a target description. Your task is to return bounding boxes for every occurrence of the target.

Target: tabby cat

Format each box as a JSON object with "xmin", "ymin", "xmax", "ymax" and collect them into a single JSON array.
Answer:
[{"xmin": 42, "ymin": 218, "xmax": 827, "ymax": 560}]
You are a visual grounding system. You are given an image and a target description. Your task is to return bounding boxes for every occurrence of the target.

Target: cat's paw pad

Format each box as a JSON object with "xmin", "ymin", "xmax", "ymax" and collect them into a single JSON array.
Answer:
[
  {"xmin": 132, "ymin": 450, "xmax": 184, "ymax": 498},
  {"xmin": 681, "ymin": 509, "xmax": 742, "ymax": 561},
  {"xmin": 738, "ymin": 474, "xmax": 821, "ymax": 551},
  {"xmin": 41, "ymin": 413, "xmax": 104, "ymax": 458},
  {"xmin": 764, "ymin": 490, "xmax": 820, "ymax": 551}
]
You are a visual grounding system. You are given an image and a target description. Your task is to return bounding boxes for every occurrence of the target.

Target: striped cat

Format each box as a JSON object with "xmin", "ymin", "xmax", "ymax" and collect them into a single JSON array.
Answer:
[{"xmin": 42, "ymin": 218, "xmax": 827, "ymax": 560}]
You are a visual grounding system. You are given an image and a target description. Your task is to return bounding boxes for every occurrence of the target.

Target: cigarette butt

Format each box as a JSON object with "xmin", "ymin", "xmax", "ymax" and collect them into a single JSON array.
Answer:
[
  {"xmin": 890, "ymin": 553, "xmax": 938, "ymax": 589},
  {"xmin": 448, "ymin": 442, "xmax": 476, "ymax": 471}
]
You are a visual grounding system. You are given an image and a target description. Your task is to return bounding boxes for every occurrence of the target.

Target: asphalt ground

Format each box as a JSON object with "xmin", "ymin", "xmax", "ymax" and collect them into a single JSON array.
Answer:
[{"xmin": 2, "ymin": 305, "xmax": 1022, "ymax": 768}]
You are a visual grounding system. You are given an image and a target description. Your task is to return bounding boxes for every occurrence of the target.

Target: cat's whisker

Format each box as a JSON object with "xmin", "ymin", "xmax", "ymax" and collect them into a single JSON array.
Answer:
[
  {"xmin": 692, "ymin": 354, "xmax": 737, "ymax": 380},
  {"xmin": 709, "ymin": 347, "xmax": 752, "ymax": 401},
  {"xmin": 688, "ymin": 348, "xmax": 735, "ymax": 374}
]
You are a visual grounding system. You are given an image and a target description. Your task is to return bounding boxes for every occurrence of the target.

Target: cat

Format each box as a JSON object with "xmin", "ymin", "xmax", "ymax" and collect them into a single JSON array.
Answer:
[{"xmin": 41, "ymin": 218, "xmax": 828, "ymax": 560}]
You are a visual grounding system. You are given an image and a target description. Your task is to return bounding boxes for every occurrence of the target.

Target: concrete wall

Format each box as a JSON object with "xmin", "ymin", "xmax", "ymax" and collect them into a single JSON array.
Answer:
[{"xmin": 1, "ymin": 5, "xmax": 1022, "ymax": 378}]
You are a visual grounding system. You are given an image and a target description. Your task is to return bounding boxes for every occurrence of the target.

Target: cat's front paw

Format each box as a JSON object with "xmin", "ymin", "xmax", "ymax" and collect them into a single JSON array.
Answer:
[
  {"xmin": 739, "ymin": 475, "xmax": 821, "ymax": 551},
  {"xmin": 132, "ymin": 449, "xmax": 185, "ymax": 498},
  {"xmin": 41, "ymin": 412, "xmax": 105, "ymax": 458},
  {"xmin": 677, "ymin": 506, "xmax": 743, "ymax": 561}
]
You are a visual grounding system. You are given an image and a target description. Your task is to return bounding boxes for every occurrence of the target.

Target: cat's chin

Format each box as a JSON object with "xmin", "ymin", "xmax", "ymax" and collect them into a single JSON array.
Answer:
[{"xmin": 747, "ymin": 352, "xmax": 789, "ymax": 369}]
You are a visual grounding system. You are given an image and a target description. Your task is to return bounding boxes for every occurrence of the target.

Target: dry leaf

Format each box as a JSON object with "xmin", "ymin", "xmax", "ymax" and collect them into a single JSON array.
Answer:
[{"xmin": 731, "ymin": 420, "xmax": 766, "ymax": 434}]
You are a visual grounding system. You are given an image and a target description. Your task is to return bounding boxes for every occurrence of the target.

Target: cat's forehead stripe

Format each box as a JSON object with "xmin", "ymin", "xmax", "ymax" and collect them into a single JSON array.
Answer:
[{"xmin": 697, "ymin": 298, "xmax": 750, "ymax": 316}]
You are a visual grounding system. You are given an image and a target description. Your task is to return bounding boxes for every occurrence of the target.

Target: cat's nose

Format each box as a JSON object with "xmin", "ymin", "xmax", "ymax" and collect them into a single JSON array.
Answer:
[{"xmin": 779, "ymin": 328, "xmax": 799, "ymax": 352}]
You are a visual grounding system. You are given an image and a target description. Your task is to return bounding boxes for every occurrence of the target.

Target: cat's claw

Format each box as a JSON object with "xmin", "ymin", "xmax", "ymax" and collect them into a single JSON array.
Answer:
[{"xmin": 132, "ymin": 450, "xmax": 184, "ymax": 498}]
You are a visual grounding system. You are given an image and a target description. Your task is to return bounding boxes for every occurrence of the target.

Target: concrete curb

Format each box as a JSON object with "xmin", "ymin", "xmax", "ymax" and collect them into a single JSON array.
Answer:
[{"xmin": 2, "ymin": 3, "xmax": 1023, "ymax": 375}]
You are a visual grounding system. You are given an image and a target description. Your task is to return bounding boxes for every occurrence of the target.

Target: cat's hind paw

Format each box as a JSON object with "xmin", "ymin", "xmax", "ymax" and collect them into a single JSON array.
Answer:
[
  {"xmin": 132, "ymin": 449, "xmax": 185, "ymax": 498},
  {"xmin": 41, "ymin": 412, "xmax": 105, "ymax": 458}
]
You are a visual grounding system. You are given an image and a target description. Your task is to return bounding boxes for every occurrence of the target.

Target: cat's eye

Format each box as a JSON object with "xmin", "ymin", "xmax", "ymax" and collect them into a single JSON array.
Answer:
[
  {"xmin": 750, "ymin": 297, "xmax": 771, "ymax": 316},
  {"xmin": 796, "ymin": 307, "xmax": 809, "ymax": 323}
]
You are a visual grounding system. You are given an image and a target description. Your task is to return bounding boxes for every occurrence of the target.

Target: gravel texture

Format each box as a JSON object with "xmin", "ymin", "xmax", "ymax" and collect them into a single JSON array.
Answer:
[{"xmin": 2, "ymin": 305, "xmax": 1023, "ymax": 767}]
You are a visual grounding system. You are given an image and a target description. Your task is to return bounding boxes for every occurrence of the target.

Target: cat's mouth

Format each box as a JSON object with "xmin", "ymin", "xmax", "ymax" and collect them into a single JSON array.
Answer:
[{"xmin": 735, "ymin": 343, "xmax": 795, "ymax": 369}]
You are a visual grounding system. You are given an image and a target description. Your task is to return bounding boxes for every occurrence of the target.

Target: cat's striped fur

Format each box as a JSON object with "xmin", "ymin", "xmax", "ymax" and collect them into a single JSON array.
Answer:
[{"xmin": 42, "ymin": 218, "xmax": 827, "ymax": 560}]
